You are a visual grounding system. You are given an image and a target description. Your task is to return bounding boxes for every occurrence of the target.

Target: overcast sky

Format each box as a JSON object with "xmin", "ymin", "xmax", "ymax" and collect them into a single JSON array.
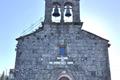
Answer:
[{"xmin": 0, "ymin": 0, "xmax": 120, "ymax": 80}]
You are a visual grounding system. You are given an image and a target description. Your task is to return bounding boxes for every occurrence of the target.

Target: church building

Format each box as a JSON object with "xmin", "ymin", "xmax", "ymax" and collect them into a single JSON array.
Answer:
[{"xmin": 11, "ymin": 0, "xmax": 111, "ymax": 80}]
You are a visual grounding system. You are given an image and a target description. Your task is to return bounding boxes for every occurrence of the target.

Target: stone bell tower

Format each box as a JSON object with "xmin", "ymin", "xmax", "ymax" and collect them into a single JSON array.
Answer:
[
  {"xmin": 13, "ymin": 0, "xmax": 111, "ymax": 80},
  {"xmin": 44, "ymin": 0, "xmax": 81, "ymax": 24}
]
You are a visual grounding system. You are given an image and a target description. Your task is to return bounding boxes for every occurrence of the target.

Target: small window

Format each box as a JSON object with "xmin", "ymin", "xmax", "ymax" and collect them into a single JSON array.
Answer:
[
  {"xmin": 59, "ymin": 45, "xmax": 66, "ymax": 56},
  {"xmin": 60, "ymin": 47, "xmax": 65, "ymax": 55}
]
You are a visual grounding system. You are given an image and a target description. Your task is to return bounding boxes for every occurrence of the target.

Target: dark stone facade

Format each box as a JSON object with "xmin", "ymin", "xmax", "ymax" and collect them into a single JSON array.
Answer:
[
  {"xmin": 14, "ymin": 23, "xmax": 111, "ymax": 80},
  {"xmin": 13, "ymin": 0, "xmax": 111, "ymax": 80}
]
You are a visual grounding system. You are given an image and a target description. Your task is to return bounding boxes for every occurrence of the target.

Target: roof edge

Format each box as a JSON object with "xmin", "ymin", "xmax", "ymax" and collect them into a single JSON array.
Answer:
[
  {"xmin": 16, "ymin": 26, "xmax": 44, "ymax": 41},
  {"xmin": 82, "ymin": 29, "xmax": 109, "ymax": 42}
]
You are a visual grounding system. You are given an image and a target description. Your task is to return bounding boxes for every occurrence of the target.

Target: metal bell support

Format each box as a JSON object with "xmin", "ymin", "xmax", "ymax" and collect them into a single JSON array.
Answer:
[
  {"xmin": 65, "ymin": 5, "xmax": 71, "ymax": 17},
  {"xmin": 53, "ymin": 5, "xmax": 60, "ymax": 17}
]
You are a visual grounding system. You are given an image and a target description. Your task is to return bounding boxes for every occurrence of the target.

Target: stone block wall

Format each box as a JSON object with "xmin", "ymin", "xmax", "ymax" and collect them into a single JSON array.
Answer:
[{"xmin": 14, "ymin": 24, "xmax": 111, "ymax": 80}]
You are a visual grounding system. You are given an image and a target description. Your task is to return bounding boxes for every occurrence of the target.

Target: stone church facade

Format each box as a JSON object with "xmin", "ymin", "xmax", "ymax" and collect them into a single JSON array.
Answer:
[{"xmin": 11, "ymin": 0, "xmax": 111, "ymax": 80}]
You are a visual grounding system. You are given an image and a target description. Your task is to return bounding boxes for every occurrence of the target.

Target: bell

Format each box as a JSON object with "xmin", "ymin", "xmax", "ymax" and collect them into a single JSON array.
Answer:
[
  {"xmin": 53, "ymin": 5, "xmax": 60, "ymax": 17},
  {"xmin": 65, "ymin": 6, "xmax": 71, "ymax": 17}
]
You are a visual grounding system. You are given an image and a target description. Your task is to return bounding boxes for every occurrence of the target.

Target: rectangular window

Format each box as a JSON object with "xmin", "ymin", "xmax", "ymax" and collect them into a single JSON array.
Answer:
[{"xmin": 60, "ymin": 47, "xmax": 65, "ymax": 56}]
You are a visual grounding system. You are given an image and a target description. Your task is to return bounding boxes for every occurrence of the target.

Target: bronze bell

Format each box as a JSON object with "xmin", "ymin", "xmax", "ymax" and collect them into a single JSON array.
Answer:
[
  {"xmin": 53, "ymin": 5, "xmax": 60, "ymax": 17},
  {"xmin": 65, "ymin": 5, "xmax": 71, "ymax": 17}
]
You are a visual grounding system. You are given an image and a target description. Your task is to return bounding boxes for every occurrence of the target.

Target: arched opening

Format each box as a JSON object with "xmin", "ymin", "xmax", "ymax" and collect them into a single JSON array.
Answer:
[
  {"xmin": 59, "ymin": 76, "xmax": 70, "ymax": 80},
  {"xmin": 52, "ymin": 2, "xmax": 61, "ymax": 23},
  {"xmin": 64, "ymin": 2, "xmax": 73, "ymax": 22}
]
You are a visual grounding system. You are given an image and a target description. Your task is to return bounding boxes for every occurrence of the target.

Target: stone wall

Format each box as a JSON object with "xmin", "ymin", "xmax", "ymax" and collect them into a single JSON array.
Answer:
[{"xmin": 14, "ymin": 24, "xmax": 111, "ymax": 80}]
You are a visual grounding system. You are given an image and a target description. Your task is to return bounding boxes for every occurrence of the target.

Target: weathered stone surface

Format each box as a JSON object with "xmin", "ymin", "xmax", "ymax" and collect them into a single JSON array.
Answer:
[
  {"xmin": 13, "ymin": 0, "xmax": 111, "ymax": 80},
  {"xmin": 14, "ymin": 23, "xmax": 111, "ymax": 80}
]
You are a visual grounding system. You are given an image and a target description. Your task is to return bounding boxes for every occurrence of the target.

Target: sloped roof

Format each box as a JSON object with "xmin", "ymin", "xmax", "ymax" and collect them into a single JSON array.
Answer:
[
  {"xmin": 16, "ymin": 26, "xmax": 44, "ymax": 40},
  {"xmin": 81, "ymin": 29, "xmax": 109, "ymax": 42}
]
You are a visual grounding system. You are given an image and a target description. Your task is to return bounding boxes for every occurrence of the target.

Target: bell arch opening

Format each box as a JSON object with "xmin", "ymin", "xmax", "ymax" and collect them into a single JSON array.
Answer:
[
  {"xmin": 52, "ymin": 2, "xmax": 61, "ymax": 23},
  {"xmin": 64, "ymin": 5, "xmax": 73, "ymax": 22},
  {"xmin": 64, "ymin": 2, "xmax": 73, "ymax": 23}
]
